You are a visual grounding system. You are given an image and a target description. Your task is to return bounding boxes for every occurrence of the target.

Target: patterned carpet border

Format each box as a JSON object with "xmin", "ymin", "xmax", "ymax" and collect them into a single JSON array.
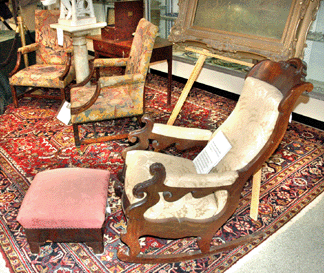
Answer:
[{"xmin": 0, "ymin": 73, "xmax": 323, "ymax": 272}]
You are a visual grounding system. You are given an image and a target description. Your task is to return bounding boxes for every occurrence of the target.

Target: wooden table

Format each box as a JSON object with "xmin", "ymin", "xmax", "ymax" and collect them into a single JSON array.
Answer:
[{"xmin": 88, "ymin": 35, "xmax": 173, "ymax": 105}]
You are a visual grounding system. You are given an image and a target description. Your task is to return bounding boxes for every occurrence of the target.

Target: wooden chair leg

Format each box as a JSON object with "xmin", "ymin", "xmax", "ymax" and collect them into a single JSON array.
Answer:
[
  {"xmin": 10, "ymin": 85, "xmax": 19, "ymax": 108},
  {"xmin": 61, "ymin": 87, "xmax": 70, "ymax": 102},
  {"xmin": 73, "ymin": 123, "xmax": 81, "ymax": 147},
  {"xmin": 120, "ymin": 223, "xmax": 141, "ymax": 258},
  {"xmin": 60, "ymin": 88, "xmax": 65, "ymax": 101}
]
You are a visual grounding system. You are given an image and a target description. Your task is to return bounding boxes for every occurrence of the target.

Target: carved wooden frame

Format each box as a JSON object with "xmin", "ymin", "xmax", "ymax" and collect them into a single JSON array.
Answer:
[{"xmin": 169, "ymin": 0, "xmax": 320, "ymax": 61}]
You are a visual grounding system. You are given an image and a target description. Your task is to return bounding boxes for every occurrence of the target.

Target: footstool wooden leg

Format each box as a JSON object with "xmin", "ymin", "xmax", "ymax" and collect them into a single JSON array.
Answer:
[
  {"xmin": 28, "ymin": 241, "xmax": 41, "ymax": 254},
  {"xmin": 87, "ymin": 241, "xmax": 104, "ymax": 254}
]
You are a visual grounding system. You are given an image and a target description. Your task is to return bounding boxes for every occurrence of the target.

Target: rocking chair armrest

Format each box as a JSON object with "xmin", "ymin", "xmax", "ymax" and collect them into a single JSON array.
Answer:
[
  {"xmin": 122, "ymin": 114, "xmax": 212, "ymax": 158},
  {"xmin": 151, "ymin": 123, "xmax": 212, "ymax": 151},
  {"xmin": 17, "ymin": 43, "xmax": 40, "ymax": 54},
  {"xmin": 152, "ymin": 123, "xmax": 212, "ymax": 140},
  {"xmin": 99, "ymin": 73, "xmax": 145, "ymax": 88},
  {"xmin": 131, "ymin": 163, "xmax": 238, "ymax": 206},
  {"xmin": 163, "ymin": 171, "xmax": 239, "ymax": 201},
  {"xmin": 168, "ymin": 171, "xmax": 239, "ymax": 188},
  {"xmin": 93, "ymin": 57, "xmax": 128, "ymax": 68}
]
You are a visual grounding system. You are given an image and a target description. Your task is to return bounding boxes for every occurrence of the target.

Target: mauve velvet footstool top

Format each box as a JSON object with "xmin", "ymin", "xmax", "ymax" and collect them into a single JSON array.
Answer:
[{"xmin": 17, "ymin": 167, "xmax": 110, "ymax": 254}]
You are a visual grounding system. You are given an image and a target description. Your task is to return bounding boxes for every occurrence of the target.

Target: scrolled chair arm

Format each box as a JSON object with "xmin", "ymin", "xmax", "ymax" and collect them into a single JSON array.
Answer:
[
  {"xmin": 59, "ymin": 51, "xmax": 73, "ymax": 81},
  {"xmin": 9, "ymin": 43, "xmax": 40, "ymax": 77},
  {"xmin": 122, "ymin": 114, "xmax": 154, "ymax": 158},
  {"xmin": 128, "ymin": 162, "xmax": 239, "ymax": 213},
  {"xmin": 71, "ymin": 81, "xmax": 101, "ymax": 115},
  {"xmin": 70, "ymin": 59, "xmax": 96, "ymax": 88}
]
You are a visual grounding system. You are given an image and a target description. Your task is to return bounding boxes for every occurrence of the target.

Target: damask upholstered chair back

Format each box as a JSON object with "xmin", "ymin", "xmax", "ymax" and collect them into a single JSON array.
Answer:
[
  {"xmin": 35, "ymin": 9, "xmax": 73, "ymax": 65},
  {"xmin": 124, "ymin": 18, "xmax": 157, "ymax": 78},
  {"xmin": 211, "ymin": 77, "xmax": 282, "ymax": 173}
]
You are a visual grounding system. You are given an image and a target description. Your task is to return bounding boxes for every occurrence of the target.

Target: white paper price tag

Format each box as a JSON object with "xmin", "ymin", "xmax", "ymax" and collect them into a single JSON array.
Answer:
[
  {"xmin": 57, "ymin": 28, "xmax": 64, "ymax": 46},
  {"xmin": 56, "ymin": 101, "xmax": 71, "ymax": 125},
  {"xmin": 193, "ymin": 131, "xmax": 232, "ymax": 174}
]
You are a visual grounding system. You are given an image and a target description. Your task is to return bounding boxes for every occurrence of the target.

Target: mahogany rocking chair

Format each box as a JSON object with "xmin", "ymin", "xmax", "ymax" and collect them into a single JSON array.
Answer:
[{"xmin": 115, "ymin": 58, "xmax": 313, "ymax": 263}]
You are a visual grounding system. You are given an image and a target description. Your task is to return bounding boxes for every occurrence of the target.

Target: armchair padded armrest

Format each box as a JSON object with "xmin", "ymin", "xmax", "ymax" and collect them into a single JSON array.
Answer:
[
  {"xmin": 99, "ymin": 73, "xmax": 144, "ymax": 88},
  {"xmin": 18, "ymin": 43, "xmax": 40, "ymax": 54},
  {"xmin": 94, "ymin": 58, "xmax": 128, "ymax": 68}
]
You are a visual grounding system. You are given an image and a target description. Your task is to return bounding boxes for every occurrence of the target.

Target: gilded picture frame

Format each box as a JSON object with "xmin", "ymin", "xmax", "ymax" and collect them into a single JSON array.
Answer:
[{"xmin": 169, "ymin": 0, "xmax": 320, "ymax": 61}]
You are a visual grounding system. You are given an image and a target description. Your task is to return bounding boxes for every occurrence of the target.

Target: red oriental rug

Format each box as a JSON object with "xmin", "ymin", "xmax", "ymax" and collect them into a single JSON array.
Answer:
[{"xmin": 0, "ymin": 74, "xmax": 323, "ymax": 272}]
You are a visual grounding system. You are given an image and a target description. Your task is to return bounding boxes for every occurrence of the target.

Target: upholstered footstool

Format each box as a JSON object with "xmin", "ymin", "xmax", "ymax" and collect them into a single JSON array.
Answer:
[{"xmin": 17, "ymin": 168, "xmax": 110, "ymax": 254}]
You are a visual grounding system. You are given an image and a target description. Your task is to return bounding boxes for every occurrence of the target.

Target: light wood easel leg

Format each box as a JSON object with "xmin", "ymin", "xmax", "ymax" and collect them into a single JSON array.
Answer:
[
  {"xmin": 167, "ymin": 49, "xmax": 209, "ymax": 125},
  {"xmin": 250, "ymin": 168, "xmax": 262, "ymax": 221},
  {"xmin": 166, "ymin": 47, "xmax": 253, "ymax": 126}
]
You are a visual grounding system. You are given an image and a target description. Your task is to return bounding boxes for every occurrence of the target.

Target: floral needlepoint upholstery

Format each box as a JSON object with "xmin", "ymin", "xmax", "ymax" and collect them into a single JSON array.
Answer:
[
  {"xmin": 70, "ymin": 84, "xmax": 139, "ymax": 123},
  {"xmin": 70, "ymin": 18, "xmax": 158, "ymax": 147},
  {"xmin": 9, "ymin": 10, "xmax": 75, "ymax": 108},
  {"xmin": 11, "ymin": 65, "xmax": 74, "ymax": 88}
]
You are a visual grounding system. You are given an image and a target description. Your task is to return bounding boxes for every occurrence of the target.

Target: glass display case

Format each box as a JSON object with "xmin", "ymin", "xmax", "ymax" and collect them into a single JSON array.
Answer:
[
  {"xmin": 304, "ymin": 0, "xmax": 324, "ymax": 101},
  {"xmin": 147, "ymin": 0, "xmax": 178, "ymax": 39}
]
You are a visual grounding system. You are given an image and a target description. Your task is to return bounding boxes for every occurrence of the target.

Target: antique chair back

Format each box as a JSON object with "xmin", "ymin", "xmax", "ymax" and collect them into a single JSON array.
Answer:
[
  {"xmin": 125, "ymin": 19, "xmax": 157, "ymax": 77},
  {"xmin": 35, "ymin": 9, "xmax": 73, "ymax": 65}
]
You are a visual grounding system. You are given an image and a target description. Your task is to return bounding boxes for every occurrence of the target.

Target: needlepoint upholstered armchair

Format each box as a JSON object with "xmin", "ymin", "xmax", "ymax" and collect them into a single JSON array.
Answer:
[
  {"xmin": 70, "ymin": 18, "xmax": 158, "ymax": 148},
  {"xmin": 115, "ymin": 58, "xmax": 313, "ymax": 263},
  {"xmin": 9, "ymin": 10, "xmax": 75, "ymax": 108}
]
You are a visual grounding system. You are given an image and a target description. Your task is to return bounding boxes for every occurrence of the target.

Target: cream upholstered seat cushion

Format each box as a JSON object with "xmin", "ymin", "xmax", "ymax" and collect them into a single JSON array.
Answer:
[
  {"xmin": 17, "ymin": 168, "xmax": 110, "ymax": 229},
  {"xmin": 125, "ymin": 151, "xmax": 238, "ymax": 220}
]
